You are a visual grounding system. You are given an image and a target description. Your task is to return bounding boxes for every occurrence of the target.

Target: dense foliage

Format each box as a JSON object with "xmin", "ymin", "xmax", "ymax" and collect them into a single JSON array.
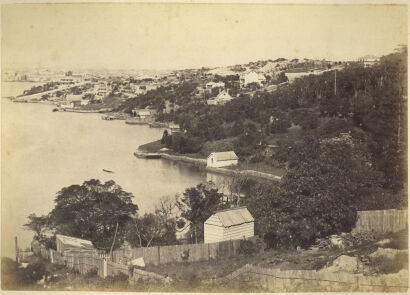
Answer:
[
  {"xmin": 25, "ymin": 180, "xmax": 139, "ymax": 252},
  {"xmin": 176, "ymin": 183, "xmax": 230, "ymax": 243}
]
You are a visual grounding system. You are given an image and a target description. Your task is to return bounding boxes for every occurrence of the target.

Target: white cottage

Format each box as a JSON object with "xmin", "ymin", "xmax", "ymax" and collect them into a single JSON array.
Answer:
[
  {"xmin": 204, "ymin": 207, "xmax": 254, "ymax": 243},
  {"xmin": 207, "ymin": 151, "xmax": 238, "ymax": 168},
  {"xmin": 56, "ymin": 234, "xmax": 94, "ymax": 254}
]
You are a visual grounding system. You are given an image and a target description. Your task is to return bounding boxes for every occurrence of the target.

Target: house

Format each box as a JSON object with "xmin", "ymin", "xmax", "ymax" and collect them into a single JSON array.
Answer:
[
  {"xmin": 81, "ymin": 99, "xmax": 90, "ymax": 106},
  {"xmin": 359, "ymin": 55, "xmax": 379, "ymax": 67},
  {"xmin": 56, "ymin": 234, "xmax": 94, "ymax": 255},
  {"xmin": 206, "ymin": 81, "xmax": 225, "ymax": 90},
  {"xmin": 131, "ymin": 109, "xmax": 154, "ymax": 119},
  {"xmin": 207, "ymin": 151, "xmax": 238, "ymax": 168},
  {"xmin": 207, "ymin": 90, "xmax": 233, "ymax": 105},
  {"xmin": 59, "ymin": 102, "xmax": 74, "ymax": 109},
  {"xmin": 240, "ymin": 71, "xmax": 266, "ymax": 88},
  {"xmin": 169, "ymin": 123, "xmax": 181, "ymax": 134},
  {"xmin": 204, "ymin": 207, "xmax": 254, "ymax": 243}
]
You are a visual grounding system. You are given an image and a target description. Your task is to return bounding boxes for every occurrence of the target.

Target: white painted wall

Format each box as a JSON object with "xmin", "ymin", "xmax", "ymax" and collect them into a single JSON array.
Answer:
[
  {"xmin": 204, "ymin": 215, "xmax": 254, "ymax": 243},
  {"xmin": 207, "ymin": 156, "xmax": 238, "ymax": 168}
]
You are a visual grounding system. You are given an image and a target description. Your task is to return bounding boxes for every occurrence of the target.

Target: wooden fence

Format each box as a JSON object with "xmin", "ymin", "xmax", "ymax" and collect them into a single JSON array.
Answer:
[
  {"xmin": 112, "ymin": 239, "xmax": 245, "ymax": 266},
  {"xmin": 205, "ymin": 264, "xmax": 409, "ymax": 292},
  {"xmin": 353, "ymin": 209, "xmax": 408, "ymax": 234},
  {"xmin": 33, "ymin": 238, "xmax": 250, "ymax": 278}
]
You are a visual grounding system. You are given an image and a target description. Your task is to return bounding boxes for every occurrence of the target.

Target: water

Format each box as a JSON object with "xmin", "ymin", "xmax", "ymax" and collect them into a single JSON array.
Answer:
[
  {"xmin": 1, "ymin": 84, "xmax": 228, "ymax": 258},
  {"xmin": 1, "ymin": 81, "xmax": 43, "ymax": 98}
]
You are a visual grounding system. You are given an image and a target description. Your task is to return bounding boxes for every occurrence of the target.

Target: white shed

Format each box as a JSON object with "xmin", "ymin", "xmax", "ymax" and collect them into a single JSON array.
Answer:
[
  {"xmin": 56, "ymin": 234, "xmax": 94, "ymax": 255},
  {"xmin": 207, "ymin": 151, "xmax": 238, "ymax": 168},
  {"xmin": 204, "ymin": 207, "xmax": 254, "ymax": 244}
]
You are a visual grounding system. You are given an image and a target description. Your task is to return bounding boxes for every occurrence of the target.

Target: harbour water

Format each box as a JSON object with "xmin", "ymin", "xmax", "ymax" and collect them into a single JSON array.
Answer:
[{"xmin": 1, "ymin": 83, "xmax": 228, "ymax": 258}]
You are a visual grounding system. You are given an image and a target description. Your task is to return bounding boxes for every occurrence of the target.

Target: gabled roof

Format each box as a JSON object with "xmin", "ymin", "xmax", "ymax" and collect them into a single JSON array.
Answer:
[
  {"xmin": 65, "ymin": 94, "xmax": 83, "ymax": 102},
  {"xmin": 56, "ymin": 234, "xmax": 94, "ymax": 249},
  {"xmin": 208, "ymin": 151, "xmax": 238, "ymax": 161},
  {"xmin": 208, "ymin": 207, "xmax": 254, "ymax": 227}
]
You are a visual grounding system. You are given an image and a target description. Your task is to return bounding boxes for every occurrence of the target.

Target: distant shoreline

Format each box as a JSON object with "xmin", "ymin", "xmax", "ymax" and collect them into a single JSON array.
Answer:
[{"xmin": 137, "ymin": 141, "xmax": 282, "ymax": 182}]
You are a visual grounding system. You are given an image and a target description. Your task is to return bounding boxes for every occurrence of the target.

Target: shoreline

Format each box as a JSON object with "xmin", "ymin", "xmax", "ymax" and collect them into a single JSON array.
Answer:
[{"xmin": 135, "ymin": 150, "xmax": 282, "ymax": 182}]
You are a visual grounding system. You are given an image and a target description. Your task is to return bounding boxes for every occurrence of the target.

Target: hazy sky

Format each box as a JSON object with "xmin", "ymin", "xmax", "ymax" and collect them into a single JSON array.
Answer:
[{"xmin": 2, "ymin": 3, "xmax": 408, "ymax": 70}]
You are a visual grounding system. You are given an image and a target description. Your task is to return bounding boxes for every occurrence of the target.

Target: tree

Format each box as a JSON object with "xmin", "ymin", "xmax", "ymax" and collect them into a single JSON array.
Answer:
[
  {"xmin": 131, "ymin": 214, "xmax": 164, "ymax": 247},
  {"xmin": 38, "ymin": 179, "xmax": 139, "ymax": 252},
  {"xmin": 176, "ymin": 182, "xmax": 228, "ymax": 243},
  {"xmin": 24, "ymin": 214, "xmax": 56, "ymax": 249}
]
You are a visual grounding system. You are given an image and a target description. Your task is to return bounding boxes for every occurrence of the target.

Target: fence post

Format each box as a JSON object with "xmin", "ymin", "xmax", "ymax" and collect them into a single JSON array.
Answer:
[
  {"xmin": 157, "ymin": 246, "xmax": 161, "ymax": 265},
  {"xmin": 49, "ymin": 248, "xmax": 54, "ymax": 263},
  {"xmin": 354, "ymin": 276, "xmax": 360, "ymax": 291},
  {"xmin": 103, "ymin": 258, "xmax": 108, "ymax": 278}
]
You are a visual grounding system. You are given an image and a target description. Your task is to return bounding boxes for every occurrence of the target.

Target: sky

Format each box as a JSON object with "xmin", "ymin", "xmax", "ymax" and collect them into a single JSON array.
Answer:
[{"xmin": 1, "ymin": 3, "xmax": 408, "ymax": 70}]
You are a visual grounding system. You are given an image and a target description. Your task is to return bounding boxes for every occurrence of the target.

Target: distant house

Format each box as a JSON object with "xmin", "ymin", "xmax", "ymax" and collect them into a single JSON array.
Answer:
[
  {"xmin": 359, "ymin": 55, "xmax": 379, "ymax": 67},
  {"xmin": 65, "ymin": 94, "xmax": 83, "ymax": 102},
  {"xmin": 131, "ymin": 109, "xmax": 154, "ymax": 119},
  {"xmin": 206, "ymin": 81, "xmax": 225, "ymax": 90},
  {"xmin": 204, "ymin": 207, "xmax": 254, "ymax": 243},
  {"xmin": 56, "ymin": 234, "xmax": 94, "ymax": 255},
  {"xmin": 169, "ymin": 123, "xmax": 181, "ymax": 134},
  {"xmin": 207, "ymin": 90, "xmax": 233, "ymax": 105},
  {"xmin": 207, "ymin": 151, "xmax": 238, "ymax": 168},
  {"xmin": 59, "ymin": 102, "xmax": 74, "ymax": 109},
  {"xmin": 240, "ymin": 71, "xmax": 266, "ymax": 88}
]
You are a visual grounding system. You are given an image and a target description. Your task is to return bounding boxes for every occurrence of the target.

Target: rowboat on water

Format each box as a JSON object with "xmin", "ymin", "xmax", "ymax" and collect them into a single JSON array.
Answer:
[{"xmin": 102, "ymin": 169, "xmax": 114, "ymax": 173}]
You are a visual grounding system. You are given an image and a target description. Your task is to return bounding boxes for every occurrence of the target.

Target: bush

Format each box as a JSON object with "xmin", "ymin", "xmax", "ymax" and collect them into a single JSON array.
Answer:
[
  {"xmin": 22, "ymin": 261, "xmax": 47, "ymax": 284},
  {"xmin": 84, "ymin": 267, "xmax": 98, "ymax": 278},
  {"xmin": 370, "ymin": 252, "xmax": 408, "ymax": 274},
  {"xmin": 238, "ymin": 239, "xmax": 259, "ymax": 255}
]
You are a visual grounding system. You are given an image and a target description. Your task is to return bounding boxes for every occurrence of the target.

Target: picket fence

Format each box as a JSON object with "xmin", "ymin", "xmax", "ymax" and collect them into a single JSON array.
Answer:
[
  {"xmin": 32, "ymin": 238, "xmax": 249, "ymax": 278},
  {"xmin": 353, "ymin": 209, "xmax": 408, "ymax": 234},
  {"xmin": 205, "ymin": 264, "xmax": 409, "ymax": 292}
]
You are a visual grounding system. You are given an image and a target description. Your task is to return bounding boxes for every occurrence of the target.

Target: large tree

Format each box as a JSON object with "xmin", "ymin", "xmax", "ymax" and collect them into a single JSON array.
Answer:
[
  {"xmin": 27, "ymin": 179, "xmax": 138, "ymax": 252},
  {"xmin": 176, "ymin": 182, "xmax": 228, "ymax": 243}
]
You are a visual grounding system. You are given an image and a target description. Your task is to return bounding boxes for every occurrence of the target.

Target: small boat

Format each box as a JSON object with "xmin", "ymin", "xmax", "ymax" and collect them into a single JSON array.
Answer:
[
  {"xmin": 52, "ymin": 108, "xmax": 59, "ymax": 112},
  {"xmin": 102, "ymin": 169, "xmax": 114, "ymax": 173},
  {"xmin": 125, "ymin": 118, "xmax": 148, "ymax": 125}
]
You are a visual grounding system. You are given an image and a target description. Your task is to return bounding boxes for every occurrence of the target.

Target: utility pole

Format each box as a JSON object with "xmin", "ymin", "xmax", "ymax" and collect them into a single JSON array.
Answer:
[
  {"xmin": 15, "ymin": 236, "xmax": 19, "ymax": 263},
  {"xmin": 334, "ymin": 69, "xmax": 337, "ymax": 96}
]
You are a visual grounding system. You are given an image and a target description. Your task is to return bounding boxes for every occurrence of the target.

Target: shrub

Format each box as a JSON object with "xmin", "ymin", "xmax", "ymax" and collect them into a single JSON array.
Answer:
[
  {"xmin": 238, "ymin": 239, "xmax": 258, "ymax": 255},
  {"xmin": 370, "ymin": 252, "xmax": 408, "ymax": 274},
  {"xmin": 84, "ymin": 267, "xmax": 98, "ymax": 278},
  {"xmin": 21, "ymin": 261, "xmax": 47, "ymax": 284}
]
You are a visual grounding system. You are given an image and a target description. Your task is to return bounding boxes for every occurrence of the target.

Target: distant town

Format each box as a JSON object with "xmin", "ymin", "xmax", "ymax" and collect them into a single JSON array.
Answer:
[{"xmin": 4, "ymin": 55, "xmax": 378, "ymax": 112}]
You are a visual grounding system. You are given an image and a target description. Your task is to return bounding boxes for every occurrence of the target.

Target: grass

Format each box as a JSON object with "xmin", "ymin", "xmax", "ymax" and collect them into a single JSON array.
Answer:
[{"xmin": 138, "ymin": 139, "xmax": 164, "ymax": 153}]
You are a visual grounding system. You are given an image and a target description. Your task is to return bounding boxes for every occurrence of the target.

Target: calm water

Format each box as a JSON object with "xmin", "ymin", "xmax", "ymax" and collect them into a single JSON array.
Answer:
[{"xmin": 1, "ymin": 83, "xmax": 227, "ymax": 258}]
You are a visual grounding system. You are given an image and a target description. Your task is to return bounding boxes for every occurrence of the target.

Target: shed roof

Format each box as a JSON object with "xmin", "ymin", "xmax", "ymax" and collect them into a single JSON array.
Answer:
[
  {"xmin": 208, "ymin": 207, "xmax": 254, "ymax": 227},
  {"xmin": 208, "ymin": 151, "xmax": 238, "ymax": 161},
  {"xmin": 56, "ymin": 234, "xmax": 94, "ymax": 250}
]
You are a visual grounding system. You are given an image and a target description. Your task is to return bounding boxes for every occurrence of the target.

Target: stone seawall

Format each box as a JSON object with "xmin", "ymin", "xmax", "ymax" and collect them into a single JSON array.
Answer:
[{"xmin": 158, "ymin": 153, "xmax": 282, "ymax": 182}]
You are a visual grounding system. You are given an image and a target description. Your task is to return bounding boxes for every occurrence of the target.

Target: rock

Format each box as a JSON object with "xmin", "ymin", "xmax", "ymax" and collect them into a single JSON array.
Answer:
[
  {"xmin": 369, "ymin": 248, "xmax": 408, "ymax": 260},
  {"xmin": 330, "ymin": 235, "xmax": 345, "ymax": 249},
  {"xmin": 129, "ymin": 257, "xmax": 145, "ymax": 267},
  {"xmin": 376, "ymin": 239, "xmax": 392, "ymax": 246},
  {"xmin": 320, "ymin": 255, "xmax": 360, "ymax": 273}
]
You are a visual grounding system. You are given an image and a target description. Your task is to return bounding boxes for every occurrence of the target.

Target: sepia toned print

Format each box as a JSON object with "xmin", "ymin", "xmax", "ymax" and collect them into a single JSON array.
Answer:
[{"xmin": 1, "ymin": 2, "xmax": 408, "ymax": 292}]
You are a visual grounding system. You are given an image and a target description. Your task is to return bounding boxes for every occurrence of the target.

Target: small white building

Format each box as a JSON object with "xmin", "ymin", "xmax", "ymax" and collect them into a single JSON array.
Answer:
[
  {"xmin": 56, "ymin": 234, "xmax": 94, "ymax": 255},
  {"xmin": 240, "ymin": 71, "xmax": 266, "ymax": 88},
  {"xmin": 59, "ymin": 102, "xmax": 74, "ymax": 109},
  {"xmin": 207, "ymin": 151, "xmax": 238, "ymax": 168},
  {"xmin": 81, "ymin": 99, "xmax": 90, "ymax": 106},
  {"xmin": 207, "ymin": 90, "xmax": 233, "ymax": 105},
  {"xmin": 204, "ymin": 207, "xmax": 254, "ymax": 243}
]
